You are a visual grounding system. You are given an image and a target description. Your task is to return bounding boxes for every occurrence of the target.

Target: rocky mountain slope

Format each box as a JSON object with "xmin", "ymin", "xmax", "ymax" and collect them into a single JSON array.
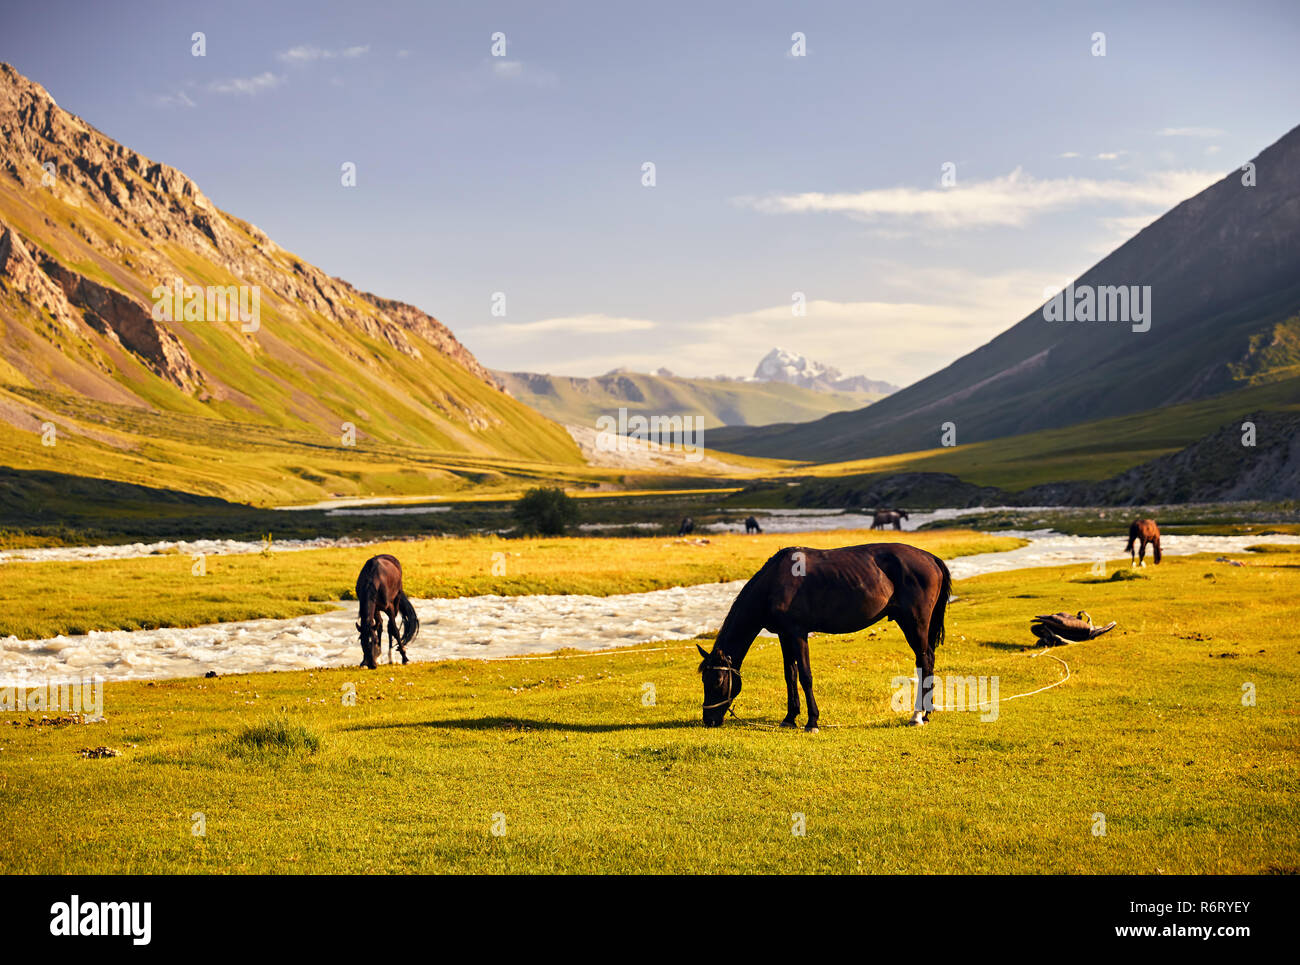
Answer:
[
  {"xmin": 714, "ymin": 125, "xmax": 1300, "ymax": 463},
  {"xmin": 0, "ymin": 62, "xmax": 579, "ymax": 476}
]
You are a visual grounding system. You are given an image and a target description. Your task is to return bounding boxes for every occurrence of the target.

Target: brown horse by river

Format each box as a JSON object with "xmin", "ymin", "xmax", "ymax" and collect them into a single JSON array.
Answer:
[
  {"xmin": 1126, "ymin": 518, "xmax": 1162, "ymax": 566},
  {"xmin": 697, "ymin": 543, "xmax": 951, "ymax": 730},
  {"xmin": 355, "ymin": 554, "xmax": 420, "ymax": 668},
  {"xmin": 871, "ymin": 509, "xmax": 908, "ymax": 530}
]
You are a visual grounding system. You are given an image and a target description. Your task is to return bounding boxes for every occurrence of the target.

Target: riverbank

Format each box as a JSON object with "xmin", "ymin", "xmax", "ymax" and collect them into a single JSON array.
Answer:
[
  {"xmin": 7, "ymin": 530, "xmax": 1300, "ymax": 684},
  {"xmin": 0, "ymin": 529, "xmax": 1019, "ymax": 642}
]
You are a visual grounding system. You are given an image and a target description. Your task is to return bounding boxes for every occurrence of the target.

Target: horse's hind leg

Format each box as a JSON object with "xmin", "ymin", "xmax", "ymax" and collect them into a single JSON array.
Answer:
[
  {"xmin": 391, "ymin": 610, "xmax": 409, "ymax": 664},
  {"xmin": 793, "ymin": 634, "xmax": 820, "ymax": 732},
  {"xmin": 898, "ymin": 613, "xmax": 935, "ymax": 725},
  {"xmin": 386, "ymin": 611, "xmax": 401, "ymax": 664}
]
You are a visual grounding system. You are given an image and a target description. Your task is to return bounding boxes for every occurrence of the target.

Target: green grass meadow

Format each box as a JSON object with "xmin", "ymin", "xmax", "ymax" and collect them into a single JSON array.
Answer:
[{"xmin": 2, "ymin": 545, "xmax": 1296, "ymax": 874}]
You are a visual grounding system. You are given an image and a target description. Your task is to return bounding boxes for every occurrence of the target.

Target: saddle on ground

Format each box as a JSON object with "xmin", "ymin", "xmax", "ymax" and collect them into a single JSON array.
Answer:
[{"xmin": 1030, "ymin": 610, "xmax": 1116, "ymax": 646}]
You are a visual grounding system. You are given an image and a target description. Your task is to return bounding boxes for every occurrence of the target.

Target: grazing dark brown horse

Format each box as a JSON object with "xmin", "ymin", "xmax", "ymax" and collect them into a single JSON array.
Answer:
[
  {"xmin": 698, "ymin": 543, "xmax": 951, "ymax": 730},
  {"xmin": 871, "ymin": 509, "xmax": 909, "ymax": 530},
  {"xmin": 678, "ymin": 517, "xmax": 695, "ymax": 536},
  {"xmin": 744, "ymin": 515, "xmax": 762, "ymax": 534},
  {"xmin": 1126, "ymin": 518, "xmax": 1162, "ymax": 566},
  {"xmin": 355, "ymin": 554, "xmax": 420, "ymax": 669}
]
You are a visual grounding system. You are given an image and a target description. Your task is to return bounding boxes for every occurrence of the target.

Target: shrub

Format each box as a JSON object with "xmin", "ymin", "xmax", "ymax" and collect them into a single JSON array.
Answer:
[
  {"xmin": 513, "ymin": 487, "xmax": 578, "ymax": 536},
  {"xmin": 229, "ymin": 717, "xmax": 321, "ymax": 758}
]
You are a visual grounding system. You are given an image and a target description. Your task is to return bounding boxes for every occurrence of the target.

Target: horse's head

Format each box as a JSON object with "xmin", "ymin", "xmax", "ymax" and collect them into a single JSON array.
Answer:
[
  {"xmin": 899, "ymin": 510, "xmax": 910, "ymax": 519},
  {"xmin": 697, "ymin": 643, "xmax": 741, "ymax": 727},
  {"xmin": 356, "ymin": 620, "xmax": 381, "ymax": 666}
]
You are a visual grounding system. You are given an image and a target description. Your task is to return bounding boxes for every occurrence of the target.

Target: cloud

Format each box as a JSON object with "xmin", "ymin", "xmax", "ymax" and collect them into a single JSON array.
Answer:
[
  {"xmin": 484, "ymin": 58, "xmax": 558, "ymax": 86},
  {"xmin": 736, "ymin": 167, "xmax": 1221, "ymax": 229},
  {"xmin": 207, "ymin": 72, "xmax": 283, "ymax": 96},
  {"xmin": 1057, "ymin": 151, "xmax": 1081, "ymax": 158},
  {"xmin": 1157, "ymin": 126, "xmax": 1226, "ymax": 138},
  {"xmin": 152, "ymin": 90, "xmax": 195, "ymax": 109},
  {"xmin": 467, "ymin": 314, "xmax": 656, "ymax": 337},
  {"xmin": 486, "ymin": 266, "xmax": 1064, "ymax": 386},
  {"xmin": 1095, "ymin": 152, "xmax": 1122, "ymax": 160},
  {"xmin": 277, "ymin": 44, "xmax": 370, "ymax": 63}
]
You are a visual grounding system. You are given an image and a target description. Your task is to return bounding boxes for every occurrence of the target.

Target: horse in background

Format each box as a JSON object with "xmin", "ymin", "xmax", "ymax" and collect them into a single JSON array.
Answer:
[
  {"xmin": 355, "ymin": 554, "xmax": 420, "ymax": 668},
  {"xmin": 744, "ymin": 516, "xmax": 762, "ymax": 534},
  {"xmin": 678, "ymin": 517, "xmax": 695, "ymax": 536},
  {"xmin": 871, "ymin": 509, "xmax": 909, "ymax": 530},
  {"xmin": 698, "ymin": 543, "xmax": 951, "ymax": 730},
  {"xmin": 1126, "ymin": 518, "xmax": 1162, "ymax": 566}
]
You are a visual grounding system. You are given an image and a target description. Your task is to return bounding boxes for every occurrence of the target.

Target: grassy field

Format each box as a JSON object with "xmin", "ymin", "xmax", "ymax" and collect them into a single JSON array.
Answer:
[
  {"xmin": 0, "ymin": 529, "xmax": 1019, "ymax": 639},
  {"xmin": 1, "ymin": 545, "xmax": 1297, "ymax": 874}
]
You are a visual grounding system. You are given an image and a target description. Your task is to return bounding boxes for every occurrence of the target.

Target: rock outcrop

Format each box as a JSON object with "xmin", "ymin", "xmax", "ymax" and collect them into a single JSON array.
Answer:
[{"xmin": 0, "ymin": 219, "xmax": 79, "ymax": 331}]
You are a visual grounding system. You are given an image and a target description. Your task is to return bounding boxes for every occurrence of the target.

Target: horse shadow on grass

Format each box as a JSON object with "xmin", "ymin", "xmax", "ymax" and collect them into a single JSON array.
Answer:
[
  {"xmin": 979, "ymin": 640, "xmax": 1032, "ymax": 652},
  {"xmin": 346, "ymin": 716, "xmax": 696, "ymax": 734},
  {"xmin": 347, "ymin": 714, "xmax": 904, "ymax": 734}
]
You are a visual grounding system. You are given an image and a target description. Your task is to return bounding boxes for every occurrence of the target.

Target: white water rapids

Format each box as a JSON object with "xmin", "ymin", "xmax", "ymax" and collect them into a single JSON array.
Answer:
[{"xmin": 2, "ymin": 524, "xmax": 1295, "ymax": 686}]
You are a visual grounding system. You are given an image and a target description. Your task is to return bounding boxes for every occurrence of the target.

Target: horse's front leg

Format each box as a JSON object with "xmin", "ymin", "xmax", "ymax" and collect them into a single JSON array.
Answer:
[
  {"xmin": 778, "ymin": 634, "xmax": 800, "ymax": 727},
  {"xmin": 796, "ymin": 635, "xmax": 819, "ymax": 732}
]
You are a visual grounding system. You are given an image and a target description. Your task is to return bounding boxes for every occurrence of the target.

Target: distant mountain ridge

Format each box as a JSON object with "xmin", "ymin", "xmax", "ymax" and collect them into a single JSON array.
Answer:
[
  {"xmin": 753, "ymin": 346, "xmax": 898, "ymax": 395},
  {"xmin": 494, "ymin": 367, "xmax": 884, "ymax": 431},
  {"xmin": 712, "ymin": 125, "xmax": 1300, "ymax": 463}
]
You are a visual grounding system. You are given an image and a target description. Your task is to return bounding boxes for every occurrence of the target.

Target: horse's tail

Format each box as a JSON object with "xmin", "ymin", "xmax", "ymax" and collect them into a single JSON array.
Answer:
[
  {"xmin": 1152, "ymin": 537, "xmax": 1162, "ymax": 564},
  {"xmin": 1124, "ymin": 523, "xmax": 1137, "ymax": 554},
  {"xmin": 929, "ymin": 555, "xmax": 952, "ymax": 650},
  {"xmin": 397, "ymin": 590, "xmax": 420, "ymax": 645}
]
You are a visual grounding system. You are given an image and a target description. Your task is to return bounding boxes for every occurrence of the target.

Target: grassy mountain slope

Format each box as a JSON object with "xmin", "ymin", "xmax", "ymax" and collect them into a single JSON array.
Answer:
[
  {"xmin": 713, "ymin": 125, "xmax": 1300, "ymax": 462},
  {"xmin": 787, "ymin": 372, "xmax": 1300, "ymax": 491},
  {"xmin": 0, "ymin": 63, "xmax": 584, "ymax": 504},
  {"xmin": 494, "ymin": 369, "xmax": 881, "ymax": 430}
]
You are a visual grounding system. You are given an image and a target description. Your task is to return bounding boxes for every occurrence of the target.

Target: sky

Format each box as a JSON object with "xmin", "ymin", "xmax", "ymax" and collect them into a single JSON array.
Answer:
[{"xmin": 3, "ymin": 0, "xmax": 1298, "ymax": 387}]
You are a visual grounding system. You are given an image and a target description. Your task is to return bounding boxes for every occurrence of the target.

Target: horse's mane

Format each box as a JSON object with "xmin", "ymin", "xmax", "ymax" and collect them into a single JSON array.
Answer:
[{"xmin": 700, "ymin": 551, "xmax": 784, "ymax": 672}]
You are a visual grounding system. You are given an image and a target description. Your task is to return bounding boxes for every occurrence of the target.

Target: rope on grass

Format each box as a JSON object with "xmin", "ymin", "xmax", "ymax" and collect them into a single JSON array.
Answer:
[
  {"xmin": 469, "ymin": 637, "xmax": 1073, "ymax": 729},
  {"xmin": 482, "ymin": 642, "xmax": 703, "ymax": 662},
  {"xmin": 729, "ymin": 645, "xmax": 1074, "ymax": 732}
]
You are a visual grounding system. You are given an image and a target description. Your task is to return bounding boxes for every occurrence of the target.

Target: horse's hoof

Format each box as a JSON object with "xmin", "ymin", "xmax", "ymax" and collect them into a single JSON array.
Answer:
[
  {"xmin": 805, "ymin": 725, "xmax": 819, "ymax": 734},
  {"xmin": 779, "ymin": 720, "xmax": 798, "ymax": 729},
  {"xmin": 906, "ymin": 713, "xmax": 926, "ymax": 726}
]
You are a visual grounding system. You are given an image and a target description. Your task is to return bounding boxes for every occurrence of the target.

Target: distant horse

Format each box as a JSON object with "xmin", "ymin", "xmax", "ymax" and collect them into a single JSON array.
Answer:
[
  {"xmin": 871, "ymin": 509, "xmax": 909, "ymax": 530},
  {"xmin": 698, "ymin": 543, "xmax": 951, "ymax": 730},
  {"xmin": 1126, "ymin": 518, "xmax": 1162, "ymax": 566},
  {"xmin": 678, "ymin": 517, "xmax": 695, "ymax": 536},
  {"xmin": 744, "ymin": 516, "xmax": 762, "ymax": 534},
  {"xmin": 355, "ymin": 554, "xmax": 420, "ymax": 669}
]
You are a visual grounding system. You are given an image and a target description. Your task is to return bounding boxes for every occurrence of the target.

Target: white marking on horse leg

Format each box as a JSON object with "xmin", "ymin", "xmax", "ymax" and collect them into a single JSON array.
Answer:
[{"xmin": 909, "ymin": 665, "xmax": 928, "ymax": 724}]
